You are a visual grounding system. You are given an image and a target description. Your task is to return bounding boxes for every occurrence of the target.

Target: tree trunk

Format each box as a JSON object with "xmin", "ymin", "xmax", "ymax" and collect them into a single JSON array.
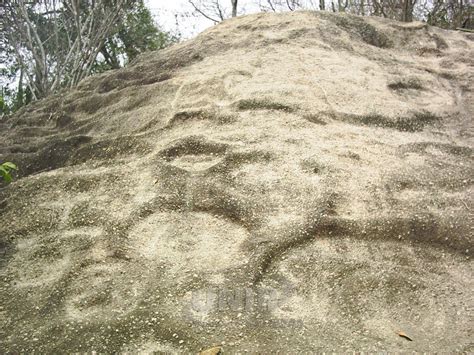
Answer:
[
  {"xmin": 401, "ymin": 0, "xmax": 414, "ymax": 22},
  {"xmin": 319, "ymin": 0, "xmax": 325, "ymax": 10},
  {"xmin": 231, "ymin": 0, "xmax": 238, "ymax": 17},
  {"xmin": 101, "ymin": 45, "xmax": 120, "ymax": 69},
  {"xmin": 5, "ymin": 0, "xmax": 128, "ymax": 102},
  {"xmin": 16, "ymin": 68, "xmax": 24, "ymax": 109}
]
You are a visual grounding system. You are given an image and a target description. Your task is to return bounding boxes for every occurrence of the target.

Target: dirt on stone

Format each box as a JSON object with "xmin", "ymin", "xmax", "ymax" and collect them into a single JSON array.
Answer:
[{"xmin": 0, "ymin": 11, "xmax": 473, "ymax": 353}]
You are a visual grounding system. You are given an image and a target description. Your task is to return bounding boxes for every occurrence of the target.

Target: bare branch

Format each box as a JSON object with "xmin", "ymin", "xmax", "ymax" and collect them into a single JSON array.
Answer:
[
  {"xmin": 213, "ymin": 0, "xmax": 226, "ymax": 21},
  {"xmin": 188, "ymin": 0, "xmax": 222, "ymax": 23},
  {"xmin": 267, "ymin": 0, "xmax": 277, "ymax": 11},
  {"xmin": 286, "ymin": 0, "xmax": 295, "ymax": 11},
  {"xmin": 4, "ymin": 0, "xmax": 130, "ymax": 98}
]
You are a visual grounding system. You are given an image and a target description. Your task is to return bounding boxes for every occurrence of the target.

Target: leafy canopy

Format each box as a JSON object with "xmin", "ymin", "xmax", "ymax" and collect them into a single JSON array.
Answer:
[{"xmin": 1, "ymin": 0, "xmax": 177, "ymax": 114}]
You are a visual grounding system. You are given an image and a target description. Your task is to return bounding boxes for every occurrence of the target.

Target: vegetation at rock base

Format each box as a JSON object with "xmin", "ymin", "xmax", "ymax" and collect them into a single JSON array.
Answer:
[{"xmin": 0, "ymin": 162, "xmax": 17, "ymax": 184}]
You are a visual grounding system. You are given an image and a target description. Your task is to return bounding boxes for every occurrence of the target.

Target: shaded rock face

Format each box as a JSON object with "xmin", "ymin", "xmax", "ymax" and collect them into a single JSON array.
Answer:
[{"xmin": 0, "ymin": 11, "xmax": 473, "ymax": 353}]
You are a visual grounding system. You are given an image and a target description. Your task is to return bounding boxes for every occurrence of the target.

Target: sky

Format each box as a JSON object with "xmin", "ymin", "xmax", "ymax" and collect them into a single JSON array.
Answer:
[{"xmin": 145, "ymin": 0, "xmax": 263, "ymax": 38}]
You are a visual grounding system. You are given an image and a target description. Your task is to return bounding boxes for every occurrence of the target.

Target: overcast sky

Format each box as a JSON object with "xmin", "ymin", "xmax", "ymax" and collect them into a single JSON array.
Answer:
[{"xmin": 145, "ymin": 0, "xmax": 262, "ymax": 38}]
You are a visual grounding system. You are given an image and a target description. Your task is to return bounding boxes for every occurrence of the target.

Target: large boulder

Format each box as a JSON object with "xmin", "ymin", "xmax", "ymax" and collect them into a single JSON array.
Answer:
[{"xmin": 0, "ymin": 11, "xmax": 472, "ymax": 352}]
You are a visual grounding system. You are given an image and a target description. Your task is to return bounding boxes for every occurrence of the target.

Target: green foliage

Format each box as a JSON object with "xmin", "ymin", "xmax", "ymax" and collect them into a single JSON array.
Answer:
[
  {"xmin": 2, "ymin": 0, "xmax": 178, "ymax": 114},
  {"xmin": 0, "ymin": 90, "xmax": 9, "ymax": 115},
  {"xmin": 94, "ymin": 1, "xmax": 179, "ymax": 72},
  {"xmin": 1, "ymin": 79, "xmax": 33, "ymax": 115},
  {"xmin": 0, "ymin": 162, "xmax": 17, "ymax": 184},
  {"xmin": 119, "ymin": 1, "xmax": 177, "ymax": 61}
]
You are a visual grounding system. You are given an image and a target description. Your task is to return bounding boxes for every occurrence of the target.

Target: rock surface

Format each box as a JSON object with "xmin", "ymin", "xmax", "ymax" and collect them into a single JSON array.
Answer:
[{"xmin": 1, "ymin": 11, "xmax": 473, "ymax": 352}]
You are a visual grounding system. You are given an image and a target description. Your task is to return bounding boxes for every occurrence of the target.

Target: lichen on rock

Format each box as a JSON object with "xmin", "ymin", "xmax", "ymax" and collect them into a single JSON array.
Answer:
[{"xmin": 0, "ymin": 11, "xmax": 473, "ymax": 353}]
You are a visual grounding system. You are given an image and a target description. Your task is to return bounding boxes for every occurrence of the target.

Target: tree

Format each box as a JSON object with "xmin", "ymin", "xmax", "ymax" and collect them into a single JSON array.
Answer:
[
  {"xmin": 231, "ymin": 0, "xmax": 238, "ymax": 17},
  {"xmin": 0, "ymin": 0, "xmax": 177, "ymax": 112},
  {"xmin": 365, "ymin": 0, "xmax": 417, "ymax": 22},
  {"xmin": 402, "ymin": 0, "xmax": 417, "ymax": 21},
  {"xmin": 97, "ymin": 1, "xmax": 178, "ymax": 71},
  {"xmin": 424, "ymin": 0, "xmax": 473, "ymax": 29},
  {"xmin": 2, "ymin": 0, "xmax": 132, "ymax": 101},
  {"xmin": 188, "ymin": 0, "xmax": 239, "ymax": 23},
  {"xmin": 255, "ymin": 0, "xmax": 472, "ymax": 27}
]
